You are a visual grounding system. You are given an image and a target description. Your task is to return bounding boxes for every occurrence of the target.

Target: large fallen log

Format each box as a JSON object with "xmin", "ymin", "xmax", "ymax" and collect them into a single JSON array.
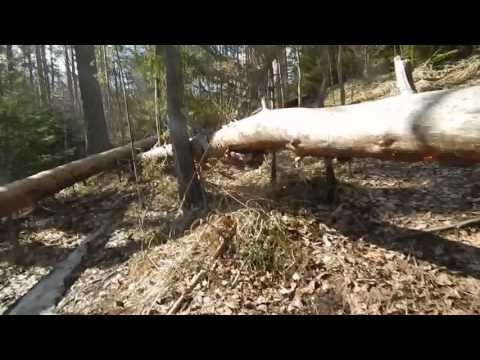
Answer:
[
  {"xmin": 0, "ymin": 137, "xmax": 156, "ymax": 218},
  {"xmin": 207, "ymin": 85, "xmax": 480, "ymax": 165}
]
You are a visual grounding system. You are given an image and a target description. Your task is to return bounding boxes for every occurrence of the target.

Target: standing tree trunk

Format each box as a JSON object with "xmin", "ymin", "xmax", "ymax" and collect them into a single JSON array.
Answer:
[
  {"xmin": 114, "ymin": 45, "xmax": 142, "ymax": 190},
  {"xmin": 6, "ymin": 45, "xmax": 14, "ymax": 87},
  {"xmin": 111, "ymin": 55, "xmax": 125, "ymax": 144},
  {"xmin": 49, "ymin": 45, "xmax": 55, "ymax": 97},
  {"xmin": 335, "ymin": 45, "xmax": 353, "ymax": 180},
  {"xmin": 272, "ymin": 55, "xmax": 283, "ymax": 108},
  {"xmin": 35, "ymin": 45, "xmax": 48, "ymax": 105},
  {"xmin": 25, "ymin": 47, "xmax": 35, "ymax": 90},
  {"xmin": 327, "ymin": 46, "xmax": 336, "ymax": 105},
  {"xmin": 271, "ymin": 52, "xmax": 285, "ymax": 186},
  {"xmin": 74, "ymin": 45, "xmax": 111, "ymax": 155},
  {"xmin": 154, "ymin": 72, "xmax": 162, "ymax": 144},
  {"xmin": 102, "ymin": 45, "xmax": 112, "ymax": 128},
  {"xmin": 64, "ymin": 45, "xmax": 75, "ymax": 152},
  {"xmin": 363, "ymin": 45, "xmax": 369, "ymax": 79},
  {"xmin": 0, "ymin": 46, "xmax": 3, "ymax": 96},
  {"xmin": 337, "ymin": 45, "xmax": 345, "ymax": 106},
  {"xmin": 41, "ymin": 45, "xmax": 51, "ymax": 102},
  {"xmin": 153, "ymin": 47, "xmax": 162, "ymax": 145},
  {"xmin": 296, "ymin": 46, "xmax": 302, "ymax": 107},
  {"xmin": 281, "ymin": 47, "xmax": 289, "ymax": 106},
  {"xmin": 0, "ymin": 46, "xmax": 4, "ymax": 96},
  {"xmin": 70, "ymin": 46, "xmax": 81, "ymax": 114},
  {"xmin": 161, "ymin": 45, "xmax": 204, "ymax": 211},
  {"xmin": 64, "ymin": 45, "xmax": 74, "ymax": 107}
]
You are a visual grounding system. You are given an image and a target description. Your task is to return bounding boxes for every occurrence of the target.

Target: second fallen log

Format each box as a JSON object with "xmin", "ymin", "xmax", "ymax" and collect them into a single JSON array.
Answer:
[{"xmin": 0, "ymin": 137, "xmax": 156, "ymax": 218}]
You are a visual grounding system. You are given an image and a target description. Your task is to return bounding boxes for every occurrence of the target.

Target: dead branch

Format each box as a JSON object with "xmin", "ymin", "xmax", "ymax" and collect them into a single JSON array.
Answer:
[{"xmin": 392, "ymin": 216, "xmax": 480, "ymax": 241}]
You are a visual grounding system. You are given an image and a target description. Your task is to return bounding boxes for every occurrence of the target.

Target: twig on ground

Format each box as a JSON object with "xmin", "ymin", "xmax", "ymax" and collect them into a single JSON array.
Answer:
[
  {"xmin": 167, "ymin": 235, "xmax": 230, "ymax": 315},
  {"xmin": 167, "ymin": 270, "xmax": 207, "ymax": 315},
  {"xmin": 231, "ymin": 260, "xmax": 247, "ymax": 288},
  {"xmin": 392, "ymin": 216, "xmax": 480, "ymax": 241}
]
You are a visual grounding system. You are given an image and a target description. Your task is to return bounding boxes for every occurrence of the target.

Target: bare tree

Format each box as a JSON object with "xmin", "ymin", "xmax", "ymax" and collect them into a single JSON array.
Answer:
[
  {"xmin": 161, "ymin": 45, "xmax": 204, "ymax": 211},
  {"xmin": 49, "ymin": 45, "xmax": 55, "ymax": 96},
  {"xmin": 41, "ymin": 45, "xmax": 51, "ymax": 102},
  {"xmin": 337, "ymin": 45, "xmax": 345, "ymax": 105},
  {"xmin": 363, "ymin": 45, "xmax": 369, "ymax": 79},
  {"xmin": 35, "ymin": 45, "xmax": 48, "ymax": 104},
  {"xmin": 70, "ymin": 46, "xmax": 81, "ymax": 114},
  {"xmin": 64, "ymin": 45, "xmax": 74, "ymax": 107},
  {"xmin": 20, "ymin": 45, "xmax": 35, "ymax": 90},
  {"xmin": 296, "ymin": 46, "xmax": 302, "ymax": 107},
  {"xmin": 74, "ymin": 45, "xmax": 111, "ymax": 154},
  {"xmin": 6, "ymin": 45, "xmax": 14, "ymax": 86},
  {"xmin": 154, "ymin": 46, "xmax": 162, "ymax": 144}
]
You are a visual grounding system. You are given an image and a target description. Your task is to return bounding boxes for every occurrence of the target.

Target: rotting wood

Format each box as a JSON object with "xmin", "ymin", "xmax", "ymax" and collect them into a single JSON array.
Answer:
[{"xmin": 5, "ymin": 218, "xmax": 116, "ymax": 315}]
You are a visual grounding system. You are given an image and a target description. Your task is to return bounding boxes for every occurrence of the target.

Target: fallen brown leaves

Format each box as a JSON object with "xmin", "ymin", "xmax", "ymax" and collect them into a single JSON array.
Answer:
[{"xmin": 123, "ymin": 154, "xmax": 480, "ymax": 315}]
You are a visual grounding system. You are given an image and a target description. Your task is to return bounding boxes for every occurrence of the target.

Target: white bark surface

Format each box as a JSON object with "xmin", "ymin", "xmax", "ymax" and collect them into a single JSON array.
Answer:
[
  {"xmin": 207, "ymin": 86, "xmax": 480, "ymax": 164},
  {"xmin": 0, "ymin": 137, "xmax": 156, "ymax": 217}
]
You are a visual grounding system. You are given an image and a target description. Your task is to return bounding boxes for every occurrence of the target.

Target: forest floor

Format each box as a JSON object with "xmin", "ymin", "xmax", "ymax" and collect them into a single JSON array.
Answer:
[{"xmin": 1, "ymin": 55, "xmax": 480, "ymax": 315}]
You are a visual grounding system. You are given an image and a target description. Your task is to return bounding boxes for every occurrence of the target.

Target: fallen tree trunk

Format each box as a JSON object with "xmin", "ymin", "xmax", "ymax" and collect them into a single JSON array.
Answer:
[
  {"xmin": 207, "ymin": 85, "xmax": 480, "ymax": 165},
  {"xmin": 0, "ymin": 137, "xmax": 156, "ymax": 218},
  {"xmin": 139, "ymin": 143, "xmax": 173, "ymax": 160},
  {"xmin": 139, "ymin": 134, "xmax": 209, "ymax": 162}
]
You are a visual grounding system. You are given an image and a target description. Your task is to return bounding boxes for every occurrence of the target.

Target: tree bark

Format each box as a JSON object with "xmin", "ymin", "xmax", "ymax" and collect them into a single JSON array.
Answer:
[
  {"xmin": 114, "ymin": 45, "xmax": 141, "ymax": 187},
  {"xmin": 64, "ymin": 45, "xmax": 74, "ymax": 107},
  {"xmin": 0, "ymin": 46, "xmax": 4, "ymax": 96},
  {"xmin": 363, "ymin": 45, "xmax": 369, "ymax": 79},
  {"xmin": 35, "ymin": 45, "xmax": 48, "ymax": 104},
  {"xmin": 41, "ymin": 45, "xmax": 51, "ymax": 102},
  {"xmin": 0, "ymin": 137, "xmax": 156, "ymax": 218},
  {"xmin": 154, "ymin": 74, "xmax": 162, "ymax": 143},
  {"xmin": 207, "ymin": 86, "xmax": 480, "ymax": 165},
  {"xmin": 162, "ymin": 45, "xmax": 204, "ymax": 211},
  {"xmin": 49, "ymin": 45, "xmax": 55, "ymax": 96},
  {"xmin": 111, "ymin": 55, "xmax": 125, "ymax": 144},
  {"xmin": 337, "ymin": 45, "xmax": 345, "ymax": 105},
  {"xmin": 74, "ymin": 45, "xmax": 111, "ymax": 155},
  {"xmin": 25, "ymin": 47, "xmax": 35, "ymax": 90},
  {"xmin": 296, "ymin": 46, "xmax": 302, "ymax": 107},
  {"xmin": 272, "ymin": 56, "xmax": 283, "ymax": 108},
  {"xmin": 394, "ymin": 55, "xmax": 417, "ymax": 95},
  {"xmin": 102, "ymin": 45, "xmax": 112, "ymax": 128},
  {"xmin": 70, "ymin": 46, "xmax": 81, "ymax": 114},
  {"xmin": 6, "ymin": 45, "xmax": 14, "ymax": 86}
]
